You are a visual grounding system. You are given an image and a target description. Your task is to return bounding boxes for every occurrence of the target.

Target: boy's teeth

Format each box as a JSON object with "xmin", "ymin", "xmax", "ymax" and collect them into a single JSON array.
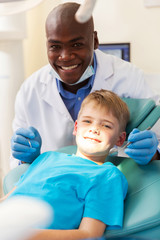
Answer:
[{"xmin": 62, "ymin": 65, "xmax": 77, "ymax": 70}]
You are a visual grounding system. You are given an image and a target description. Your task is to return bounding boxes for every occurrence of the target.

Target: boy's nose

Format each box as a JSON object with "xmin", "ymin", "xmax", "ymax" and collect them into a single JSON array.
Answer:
[{"xmin": 89, "ymin": 128, "xmax": 100, "ymax": 135}]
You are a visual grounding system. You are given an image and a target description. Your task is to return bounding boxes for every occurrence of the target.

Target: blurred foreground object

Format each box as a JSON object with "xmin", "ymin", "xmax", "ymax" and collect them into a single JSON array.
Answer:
[{"xmin": 0, "ymin": 196, "xmax": 53, "ymax": 240}]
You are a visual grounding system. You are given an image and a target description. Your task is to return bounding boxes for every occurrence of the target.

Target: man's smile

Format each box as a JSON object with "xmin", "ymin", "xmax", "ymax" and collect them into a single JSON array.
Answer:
[
  {"xmin": 57, "ymin": 63, "xmax": 81, "ymax": 72},
  {"xmin": 60, "ymin": 65, "xmax": 79, "ymax": 70}
]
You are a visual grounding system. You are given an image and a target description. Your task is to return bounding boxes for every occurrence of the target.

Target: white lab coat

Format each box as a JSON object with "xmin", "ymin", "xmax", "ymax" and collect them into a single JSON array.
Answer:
[{"xmin": 11, "ymin": 49, "xmax": 160, "ymax": 167}]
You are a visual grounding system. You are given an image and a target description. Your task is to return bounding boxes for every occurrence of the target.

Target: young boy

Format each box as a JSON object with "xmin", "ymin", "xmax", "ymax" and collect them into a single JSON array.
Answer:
[{"xmin": 7, "ymin": 89, "xmax": 130, "ymax": 240}]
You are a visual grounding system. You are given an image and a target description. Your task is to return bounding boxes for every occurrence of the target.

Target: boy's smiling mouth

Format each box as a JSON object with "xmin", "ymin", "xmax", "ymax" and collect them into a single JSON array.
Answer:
[{"xmin": 84, "ymin": 136, "xmax": 101, "ymax": 143}]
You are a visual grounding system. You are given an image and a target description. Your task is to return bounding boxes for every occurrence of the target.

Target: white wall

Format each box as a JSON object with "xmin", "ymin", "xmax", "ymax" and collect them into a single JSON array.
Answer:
[
  {"xmin": 92, "ymin": 0, "xmax": 160, "ymax": 93},
  {"xmin": 93, "ymin": 0, "xmax": 160, "ymax": 72},
  {"xmin": 0, "ymin": 13, "xmax": 26, "ymax": 195},
  {"xmin": 23, "ymin": 0, "xmax": 60, "ymax": 78}
]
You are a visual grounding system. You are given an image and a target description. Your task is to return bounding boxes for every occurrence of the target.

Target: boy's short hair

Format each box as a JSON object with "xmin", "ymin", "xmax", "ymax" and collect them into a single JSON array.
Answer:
[{"xmin": 78, "ymin": 89, "xmax": 130, "ymax": 131}]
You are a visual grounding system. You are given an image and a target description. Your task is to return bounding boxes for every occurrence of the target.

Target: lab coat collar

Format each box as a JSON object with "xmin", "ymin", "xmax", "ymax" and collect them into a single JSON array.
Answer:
[
  {"xmin": 92, "ymin": 49, "xmax": 113, "ymax": 90},
  {"xmin": 40, "ymin": 65, "xmax": 73, "ymax": 121}
]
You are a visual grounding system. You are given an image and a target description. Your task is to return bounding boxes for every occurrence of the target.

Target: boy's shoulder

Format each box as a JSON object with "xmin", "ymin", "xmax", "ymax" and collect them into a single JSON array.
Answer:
[{"xmin": 103, "ymin": 162, "xmax": 128, "ymax": 190}]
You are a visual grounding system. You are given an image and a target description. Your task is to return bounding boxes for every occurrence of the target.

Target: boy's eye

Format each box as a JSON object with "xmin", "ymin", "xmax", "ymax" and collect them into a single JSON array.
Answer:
[
  {"xmin": 83, "ymin": 120, "xmax": 91, "ymax": 123},
  {"xmin": 103, "ymin": 124, "xmax": 111, "ymax": 129}
]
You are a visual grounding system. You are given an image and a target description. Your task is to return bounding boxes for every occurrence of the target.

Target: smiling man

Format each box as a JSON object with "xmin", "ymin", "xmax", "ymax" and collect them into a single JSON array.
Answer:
[
  {"xmin": 45, "ymin": 3, "xmax": 98, "ymax": 89},
  {"xmin": 11, "ymin": 2, "xmax": 159, "ymax": 168}
]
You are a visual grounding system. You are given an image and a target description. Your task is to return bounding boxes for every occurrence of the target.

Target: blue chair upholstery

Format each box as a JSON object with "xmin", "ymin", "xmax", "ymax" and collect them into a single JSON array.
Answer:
[
  {"xmin": 3, "ymin": 163, "xmax": 30, "ymax": 195},
  {"xmin": 122, "ymin": 98, "xmax": 159, "ymax": 135},
  {"xmin": 105, "ymin": 156, "xmax": 160, "ymax": 239}
]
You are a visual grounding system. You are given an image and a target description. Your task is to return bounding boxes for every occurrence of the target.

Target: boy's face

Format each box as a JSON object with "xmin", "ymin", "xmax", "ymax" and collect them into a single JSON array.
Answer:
[{"xmin": 73, "ymin": 102, "xmax": 126, "ymax": 161}]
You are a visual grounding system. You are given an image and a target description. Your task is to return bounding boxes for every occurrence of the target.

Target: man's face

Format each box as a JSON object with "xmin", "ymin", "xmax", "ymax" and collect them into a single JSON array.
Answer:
[
  {"xmin": 46, "ymin": 16, "xmax": 98, "ymax": 85},
  {"xmin": 73, "ymin": 102, "xmax": 124, "ymax": 161}
]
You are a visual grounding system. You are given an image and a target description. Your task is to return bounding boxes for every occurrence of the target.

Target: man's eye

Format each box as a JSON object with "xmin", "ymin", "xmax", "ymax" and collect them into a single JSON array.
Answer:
[
  {"xmin": 49, "ymin": 45, "xmax": 61, "ymax": 51},
  {"xmin": 73, "ymin": 43, "xmax": 83, "ymax": 48}
]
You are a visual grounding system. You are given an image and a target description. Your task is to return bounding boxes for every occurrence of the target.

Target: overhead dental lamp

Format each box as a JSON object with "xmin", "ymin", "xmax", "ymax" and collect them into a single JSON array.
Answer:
[
  {"xmin": 0, "ymin": 0, "xmax": 44, "ymax": 16},
  {"xmin": 0, "ymin": 0, "xmax": 97, "ymax": 22},
  {"xmin": 75, "ymin": 0, "xmax": 97, "ymax": 23}
]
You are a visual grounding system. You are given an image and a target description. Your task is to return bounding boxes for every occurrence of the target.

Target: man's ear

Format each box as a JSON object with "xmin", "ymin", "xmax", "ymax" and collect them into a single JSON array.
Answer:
[
  {"xmin": 115, "ymin": 132, "xmax": 126, "ymax": 147},
  {"xmin": 93, "ymin": 31, "xmax": 99, "ymax": 50},
  {"xmin": 73, "ymin": 120, "xmax": 78, "ymax": 136}
]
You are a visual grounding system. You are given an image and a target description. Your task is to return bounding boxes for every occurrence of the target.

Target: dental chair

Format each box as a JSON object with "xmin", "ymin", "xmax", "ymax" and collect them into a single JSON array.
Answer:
[{"xmin": 3, "ymin": 98, "xmax": 160, "ymax": 239}]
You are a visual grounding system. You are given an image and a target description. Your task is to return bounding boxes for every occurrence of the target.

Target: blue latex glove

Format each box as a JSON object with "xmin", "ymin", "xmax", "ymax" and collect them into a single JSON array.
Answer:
[
  {"xmin": 11, "ymin": 126, "xmax": 42, "ymax": 163},
  {"xmin": 124, "ymin": 128, "xmax": 158, "ymax": 165}
]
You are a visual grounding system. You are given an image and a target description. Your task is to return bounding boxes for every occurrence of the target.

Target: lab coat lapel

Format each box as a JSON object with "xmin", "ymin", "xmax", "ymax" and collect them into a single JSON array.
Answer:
[
  {"xmin": 92, "ymin": 49, "xmax": 114, "ymax": 91},
  {"xmin": 40, "ymin": 75, "xmax": 73, "ymax": 121}
]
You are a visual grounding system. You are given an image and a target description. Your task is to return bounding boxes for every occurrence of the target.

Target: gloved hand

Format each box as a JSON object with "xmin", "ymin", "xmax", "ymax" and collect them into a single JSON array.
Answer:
[
  {"xmin": 11, "ymin": 126, "xmax": 42, "ymax": 163},
  {"xmin": 124, "ymin": 128, "xmax": 158, "ymax": 165}
]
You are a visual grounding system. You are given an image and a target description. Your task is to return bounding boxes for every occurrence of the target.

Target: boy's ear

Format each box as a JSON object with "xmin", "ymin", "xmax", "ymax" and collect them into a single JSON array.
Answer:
[
  {"xmin": 73, "ymin": 120, "xmax": 78, "ymax": 136},
  {"xmin": 115, "ymin": 132, "xmax": 126, "ymax": 147}
]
